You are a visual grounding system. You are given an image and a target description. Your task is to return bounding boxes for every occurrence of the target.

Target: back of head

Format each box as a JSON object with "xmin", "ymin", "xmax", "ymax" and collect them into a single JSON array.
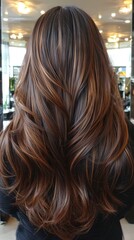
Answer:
[{"xmin": 0, "ymin": 6, "xmax": 133, "ymax": 240}]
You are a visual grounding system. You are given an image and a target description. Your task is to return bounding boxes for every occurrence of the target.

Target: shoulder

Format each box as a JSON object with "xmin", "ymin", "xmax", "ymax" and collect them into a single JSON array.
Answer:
[{"xmin": 0, "ymin": 178, "xmax": 18, "ymax": 218}]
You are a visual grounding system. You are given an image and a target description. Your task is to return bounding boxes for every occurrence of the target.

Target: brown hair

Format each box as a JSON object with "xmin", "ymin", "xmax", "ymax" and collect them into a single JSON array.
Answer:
[{"xmin": 0, "ymin": 6, "xmax": 134, "ymax": 239}]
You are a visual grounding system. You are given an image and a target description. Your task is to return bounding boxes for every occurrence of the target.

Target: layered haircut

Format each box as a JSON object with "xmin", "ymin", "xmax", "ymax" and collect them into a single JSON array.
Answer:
[{"xmin": 0, "ymin": 6, "xmax": 134, "ymax": 240}]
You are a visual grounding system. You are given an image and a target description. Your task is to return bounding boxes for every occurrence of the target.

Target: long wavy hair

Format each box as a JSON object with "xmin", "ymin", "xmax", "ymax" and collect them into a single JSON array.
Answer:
[{"xmin": 0, "ymin": 6, "xmax": 134, "ymax": 239}]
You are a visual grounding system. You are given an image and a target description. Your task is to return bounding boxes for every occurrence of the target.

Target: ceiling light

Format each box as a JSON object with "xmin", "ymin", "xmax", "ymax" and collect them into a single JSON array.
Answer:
[
  {"xmin": 107, "ymin": 38, "xmax": 114, "ymax": 43},
  {"xmin": 18, "ymin": 33, "xmax": 23, "ymax": 39},
  {"xmin": 124, "ymin": 0, "xmax": 130, "ymax": 3},
  {"xmin": 98, "ymin": 14, "xmax": 102, "ymax": 19},
  {"xmin": 123, "ymin": 2, "xmax": 132, "ymax": 8},
  {"xmin": 108, "ymin": 36, "xmax": 120, "ymax": 43},
  {"xmin": 111, "ymin": 13, "xmax": 116, "ymax": 17},
  {"xmin": 17, "ymin": 2, "xmax": 30, "ymax": 14},
  {"xmin": 10, "ymin": 33, "xmax": 23, "ymax": 39},
  {"xmin": 10, "ymin": 34, "xmax": 17, "ymax": 39},
  {"xmin": 119, "ymin": 6, "xmax": 132, "ymax": 14},
  {"xmin": 124, "ymin": 37, "xmax": 129, "ymax": 41},
  {"xmin": 40, "ymin": 10, "xmax": 45, "ymax": 15},
  {"xmin": 99, "ymin": 30, "xmax": 103, "ymax": 33},
  {"xmin": 3, "ymin": 18, "xmax": 8, "ymax": 21},
  {"xmin": 5, "ymin": 11, "xmax": 8, "ymax": 15},
  {"xmin": 125, "ymin": 20, "xmax": 130, "ymax": 23}
]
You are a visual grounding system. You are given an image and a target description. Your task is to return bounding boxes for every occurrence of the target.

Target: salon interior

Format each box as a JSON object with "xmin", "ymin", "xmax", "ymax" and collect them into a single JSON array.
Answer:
[{"xmin": 0, "ymin": 0, "xmax": 134, "ymax": 239}]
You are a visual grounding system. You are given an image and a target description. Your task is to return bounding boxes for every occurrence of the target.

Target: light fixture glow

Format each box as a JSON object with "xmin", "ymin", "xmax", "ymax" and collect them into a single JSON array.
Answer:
[
  {"xmin": 5, "ymin": 11, "xmax": 8, "ymax": 15},
  {"xmin": 98, "ymin": 14, "xmax": 102, "ymax": 19},
  {"xmin": 111, "ymin": 13, "xmax": 116, "ymax": 17},
  {"xmin": 18, "ymin": 33, "xmax": 23, "ymax": 39},
  {"xmin": 124, "ymin": 0, "xmax": 130, "ymax": 3},
  {"xmin": 119, "ymin": 6, "xmax": 132, "ymax": 14},
  {"xmin": 124, "ymin": 37, "xmax": 129, "ymax": 41},
  {"xmin": 10, "ymin": 34, "xmax": 17, "ymax": 39},
  {"xmin": 129, "ymin": 4, "xmax": 132, "ymax": 10},
  {"xmin": 99, "ymin": 30, "xmax": 103, "ymax": 33},
  {"xmin": 40, "ymin": 10, "xmax": 45, "ymax": 15},
  {"xmin": 17, "ymin": 2, "xmax": 30, "ymax": 14},
  {"xmin": 125, "ymin": 19, "xmax": 131, "ymax": 23},
  {"xmin": 3, "ymin": 18, "xmax": 8, "ymax": 21},
  {"xmin": 10, "ymin": 33, "xmax": 23, "ymax": 39},
  {"xmin": 108, "ymin": 35, "xmax": 120, "ymax": 43}
]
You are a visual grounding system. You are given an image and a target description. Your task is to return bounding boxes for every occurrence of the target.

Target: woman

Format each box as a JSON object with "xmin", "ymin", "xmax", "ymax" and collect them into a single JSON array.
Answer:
[{"xmin": 0, "ymin": 6, "xmax": 134, "ymax": 240}]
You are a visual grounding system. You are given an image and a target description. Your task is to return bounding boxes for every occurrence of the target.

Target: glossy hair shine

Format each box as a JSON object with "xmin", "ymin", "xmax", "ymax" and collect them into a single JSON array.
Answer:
[{"xmin": 0, "ymin": 6, "xmax": 133, "ymax": 240}]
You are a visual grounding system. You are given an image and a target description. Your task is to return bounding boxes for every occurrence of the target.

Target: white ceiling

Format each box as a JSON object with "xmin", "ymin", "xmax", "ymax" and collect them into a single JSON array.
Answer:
[{"xmin": 1, "ymin": 0, "xmax": 132, "ymax": 44}]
